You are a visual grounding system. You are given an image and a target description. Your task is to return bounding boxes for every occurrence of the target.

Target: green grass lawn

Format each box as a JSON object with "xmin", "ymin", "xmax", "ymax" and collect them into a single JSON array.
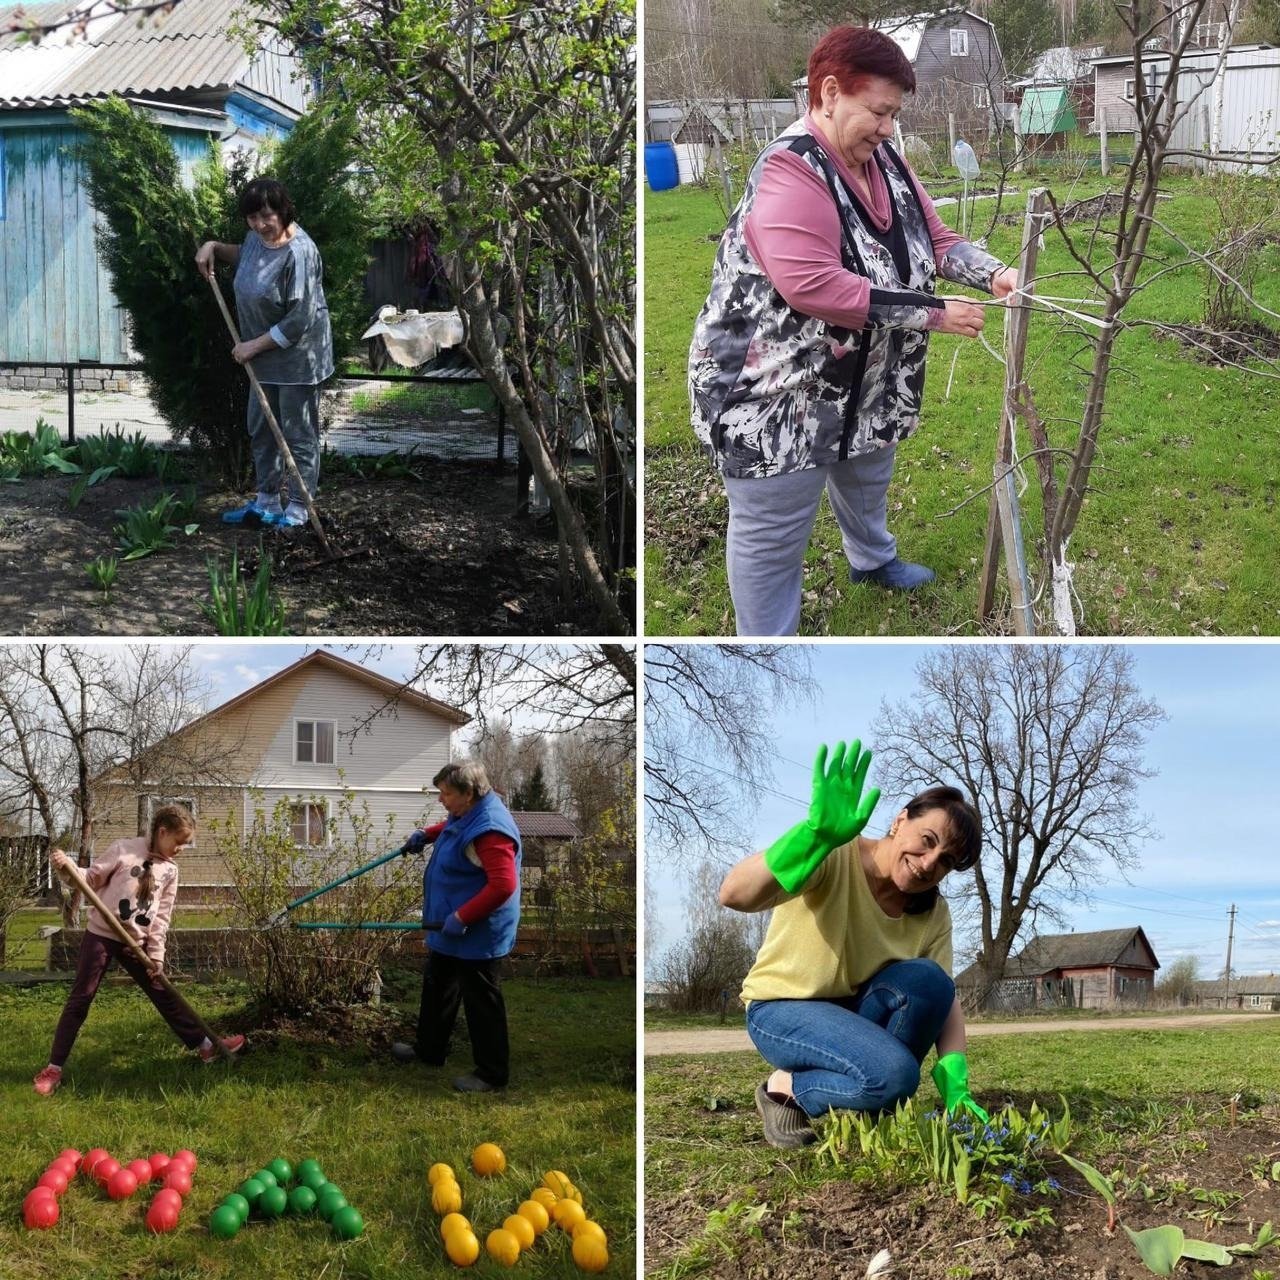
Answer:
[
  {"xmin": 645, "ymin": 1022, "xmax": 1280, "ymax": 1277},
  {"xmin": 644, "ymin": 173, "xmax": 1280, "ymax": 636},
  {"xmin": 1, "ymin": 974, "xmax": 635, "ymax": 1278}
]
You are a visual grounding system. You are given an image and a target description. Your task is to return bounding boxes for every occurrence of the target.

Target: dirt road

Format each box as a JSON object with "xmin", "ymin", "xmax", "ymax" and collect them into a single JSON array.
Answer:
[{"xmin": 645, "ymin": 1010, "xmax": 1280, "ymax": 1056}]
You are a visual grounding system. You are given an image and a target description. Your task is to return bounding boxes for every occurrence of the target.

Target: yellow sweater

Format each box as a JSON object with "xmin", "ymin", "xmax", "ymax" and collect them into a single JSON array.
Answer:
[{"xmin": 740, "ymin": 840, "xmax": 953, "ymax": 1006}]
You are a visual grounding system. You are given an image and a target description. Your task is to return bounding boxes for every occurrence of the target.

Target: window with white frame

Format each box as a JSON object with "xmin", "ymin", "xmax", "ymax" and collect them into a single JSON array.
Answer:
[
  {"xmin": 972, "ymin": 84, "xmax": 990, "ymax": 107},
  {"xmin": 142, "ymin": 794, "xmax": 197, "ymax": 845},
  {"xmin": 950, "ymin": 28, "xmax": 968, "ymax": 56},
  {"xmin": 1251, "ymin": 993, "xmax": 1264, "ymax": 1007},
  {"xmin": 290, "ymin": 801, "xmax": 329, "ymax": 847},
  {"xmin": 295, "ymin": 719, "xmax": 335, "ymax": 764},
  {"xmin": 1123, "ymin": 78, "xmax": 1136, "ymax": 101}
]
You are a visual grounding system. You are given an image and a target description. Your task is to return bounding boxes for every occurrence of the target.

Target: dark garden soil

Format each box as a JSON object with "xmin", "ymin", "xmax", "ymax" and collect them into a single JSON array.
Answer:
[
  {"xmin": 0, "ymin": 465, "xmax": 597, "ymax": 636},
  {"xmin": 646, "ymin": 1107, "xmax": 1280, "ymax": 1279}
]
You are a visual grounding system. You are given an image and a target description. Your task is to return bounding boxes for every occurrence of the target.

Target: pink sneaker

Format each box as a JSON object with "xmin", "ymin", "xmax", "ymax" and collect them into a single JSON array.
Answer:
[
  {"xmin": 198, "ymin": 1034, "xmax": 245, "ymax": 1062},
  {"xmin": 33, "ymin": 1066, "xmax": 63, "ymax": 1096}
]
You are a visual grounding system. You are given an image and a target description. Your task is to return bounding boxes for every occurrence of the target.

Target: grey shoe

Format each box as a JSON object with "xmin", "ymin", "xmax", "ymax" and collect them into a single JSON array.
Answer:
[
  {"xmin": 754, "ymin": 1082, "xmax": 816, "ymax": 1148},
  {"xmin": 390, "ymin": 1042, "xmax": 419, "ymax": 1063},
  {"xmin": 453, "ymin": 1073, "xmax": 500, "ymax": 1093}
]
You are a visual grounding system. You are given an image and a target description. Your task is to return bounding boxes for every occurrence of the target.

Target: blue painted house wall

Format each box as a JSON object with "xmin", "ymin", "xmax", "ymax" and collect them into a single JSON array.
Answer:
[{"xmin": 0, "ymin": 114, "xmax": 217, "ymax": 364}]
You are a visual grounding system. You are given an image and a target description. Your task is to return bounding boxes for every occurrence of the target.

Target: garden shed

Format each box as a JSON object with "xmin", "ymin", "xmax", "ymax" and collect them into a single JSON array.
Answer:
[
  {"xmin": 1019, "ymin": 85, "xmax": 1077, "ymax": 148},
  {"xmin": 0, "ymin": 0, "xmax": 310, "ymax": 373},
  {"xmin": 956, "ymin": 926, "xmax": 1160, "ymax": 1011}
]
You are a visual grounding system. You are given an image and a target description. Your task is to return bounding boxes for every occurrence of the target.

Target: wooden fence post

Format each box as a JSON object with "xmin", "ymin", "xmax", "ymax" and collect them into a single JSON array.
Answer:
[{"xmin": 977, "ymin": 187, "xmax": 1049, "ymax": 630}]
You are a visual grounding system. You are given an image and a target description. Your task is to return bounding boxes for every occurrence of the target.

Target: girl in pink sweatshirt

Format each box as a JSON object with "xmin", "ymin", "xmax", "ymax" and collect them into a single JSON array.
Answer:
[{"xmin": 33, "ymin": 805, "xmax": 244, "ymax": 1096}]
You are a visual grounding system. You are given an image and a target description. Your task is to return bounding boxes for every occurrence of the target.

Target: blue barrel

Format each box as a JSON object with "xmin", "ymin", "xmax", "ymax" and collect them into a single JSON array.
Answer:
[{"xmin": 645, "ymin": 141, "xmax": 679, "ymax": 191}]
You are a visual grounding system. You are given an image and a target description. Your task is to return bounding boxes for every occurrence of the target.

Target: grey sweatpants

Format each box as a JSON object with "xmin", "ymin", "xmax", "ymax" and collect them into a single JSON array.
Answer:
[
  {"xmin": 723, "ymin": 446, "xmax": 898, "ymax": 636},
  {"xmin": 248, "ymin": 383, "xmax": 322, "ymax": 502}
]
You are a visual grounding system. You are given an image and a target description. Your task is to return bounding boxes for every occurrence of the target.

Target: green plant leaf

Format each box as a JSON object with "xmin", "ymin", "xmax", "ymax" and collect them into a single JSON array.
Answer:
[
  {"xmin": 1058, "ymin": 1151, "xmax": 1117, "ymax": 1205},
  {"xmin": 1182, "ymin": 1238, "xmax": 1232, "ymax": 1266},
  {"xmin": 1124, "ymin": 1224, "xmax": 1185, "ymax": 1276}
]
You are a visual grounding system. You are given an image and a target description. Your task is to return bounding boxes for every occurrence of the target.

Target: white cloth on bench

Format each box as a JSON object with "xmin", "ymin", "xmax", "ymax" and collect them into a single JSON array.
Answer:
[{"xmin": 360, "ymin": 307, "xmax": 466, "ymax": 368}]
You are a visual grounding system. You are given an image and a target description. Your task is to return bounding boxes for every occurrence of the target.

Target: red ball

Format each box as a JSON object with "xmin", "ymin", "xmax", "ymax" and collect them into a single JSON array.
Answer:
[
  {"xmin": 127, "ymin": 1158, "xmax": 154, "ymax": 1184},
  {"xmin": 23, "ymin": 1188, "xmax": 57, "ymax": 1212},
  {"xmin": 23, "ymin": 1195, "xmax": 59, "ymax": 1230},
  {"xmin": 93, "ymin": 1157, "xmax": 121, "ymax": 1186},
  {"xmin": 48, "ymin": 1157, "xmax": 79, "ymax": 1179},
  {"xmin": 36, "ymin": 1169, "xmax": 69, "ymax": 1197},
  {"xmin": 163, "ymin": 1167, "xmax": 193, "ymax": 1197},
  {"xmin": 106, "ymin": 1167, "xmax": 138, "ymax": 1201},
  {"xmin": 148, "ymin": 1152, "xmax": 171, "ymax": 1180},
  {"xmin": 82, "ymin": 1148, "xmax": 111, "ymax": 1177},
  {"xmin": 151, "ymin": 1188, "xmax": 183, "ymax": 1213},
  {"xmin": 58, "ymin": 1148, "xmax": 83, "ymax": 1171},
  {"xmin": 171, "ymin": 1149, "xmax": 198, "ymax": 1172},
  {"xmin": 145, "ymin": 1200, "xmax": 181, "ymax": 1234}
]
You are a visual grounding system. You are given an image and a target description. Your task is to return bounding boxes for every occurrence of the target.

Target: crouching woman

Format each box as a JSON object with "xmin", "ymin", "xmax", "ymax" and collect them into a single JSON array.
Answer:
[{"xmin": 719, "ymin": 739, "xmax": 988, "ymax": 1147}]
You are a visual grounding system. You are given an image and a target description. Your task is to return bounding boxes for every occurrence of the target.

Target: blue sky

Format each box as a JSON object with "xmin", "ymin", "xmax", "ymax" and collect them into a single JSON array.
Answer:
[{"xmin": 645, "ymin": 642, "xmax": 1280, "ymax": 982}]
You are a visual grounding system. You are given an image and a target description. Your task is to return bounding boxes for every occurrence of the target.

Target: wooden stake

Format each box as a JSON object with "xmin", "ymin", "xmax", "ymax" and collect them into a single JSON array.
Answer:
[
  {"xmin": 53, "ymin": 858, "xmax": 235, "ymax": 1060},
  {"xmin": 978, "ymin": 187, "xmax": 1048, "ymax": 627},
  {"xmin": 206, "ymin": 274, "xmax": 334, "ymax": 557}
]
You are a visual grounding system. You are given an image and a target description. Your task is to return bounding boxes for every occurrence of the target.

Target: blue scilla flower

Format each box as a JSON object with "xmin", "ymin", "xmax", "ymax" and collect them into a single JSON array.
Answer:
[
  {"xmin": 1001, "ymin": 1172, "xmax": 1017, "ymax": 1186},
  {"xmin": 1047, "ymin": 1177, "xmax": 1062, "ymax": 1190}
]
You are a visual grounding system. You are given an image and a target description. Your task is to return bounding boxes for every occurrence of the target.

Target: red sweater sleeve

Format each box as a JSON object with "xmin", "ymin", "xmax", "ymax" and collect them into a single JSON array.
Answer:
[{"xmin": 453, "ymin": 831, "xmax": 519, "ymax": 926}]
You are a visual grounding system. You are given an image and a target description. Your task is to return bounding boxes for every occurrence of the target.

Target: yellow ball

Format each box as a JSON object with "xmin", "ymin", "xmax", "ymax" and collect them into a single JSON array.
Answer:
[
  {"xmin": 441, "ymin": 1212, "xmax": 472, "ymax": 1239},
  {"xmin": 553, "ymin": 1198, "xmax": 587, "ymax": 1233},
  {"xmin": 432, "ymin": 1180, "xmax": 463, "ymax": 1215},
  {"xmin": 572, "ymin": 1233, "xmax": 610, "ymax": 1272},
  {"xmin": 503, "ymin": 1214, "xmax": 535, "ymax": 1250},
  {"xmin": 471, "ymin": 1142, "xmax": 507, "ymax": 1177},
  {"xmin": 486, "ymin": 1227, "xmax": 521, "ymax": 1266},
  {"xmin": 574, "ymin": 1220, "xmax": 607, "ymax": 1246},
  {"xmin": 445, "ymin": 1227, "xmax": 481, "ymax": 1266},
  {"xmin": 543, "ymin": 1169, "xmax": 574, "ymax": 1198},
  {"xmin": 517, "ymin": 1199, "xmax": 550, "ymax": 1235},
  {"xmin": 564, "ymin": 1183, "xmax": 584, "ymax": 1205},
  {"xmin": 530, "ymin": 1186, "xmax": 558, "ymax": 1211},
  {"xmin": 428, "ymin": 1162, "xmax": 455, "ymax": 1186}
]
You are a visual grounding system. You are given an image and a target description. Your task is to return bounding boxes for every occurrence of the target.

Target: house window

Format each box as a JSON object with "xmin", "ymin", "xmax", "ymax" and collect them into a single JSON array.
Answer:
[
  {"xmin": 950, "ymin": 28, "xmax": 969, "ymax": 56},
  {"xmin": 972, "ymin": 85, "xmax": 990, "ymax": 108},
  {"xmin": 1251, "ymin": 993, "xmax": 1264, "ymax": 1007},
  {"xmin": 142, "ymin": 795, "xmax": 197, "ymax": 845},
  {"xmin": 295, "ymin": 719, "xmax": 335, "ymax": 764},
  {"xmin": 290, "ymin": 801, "xmax": 328, "ymax": 847},
  {"xmin": 1123, "ymin": 78, "xmax": 1136, "ymax": 101}
]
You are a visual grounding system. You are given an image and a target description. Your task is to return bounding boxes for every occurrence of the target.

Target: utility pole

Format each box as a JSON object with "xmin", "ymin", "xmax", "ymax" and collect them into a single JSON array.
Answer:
[{"xmin": 1223, "ymin": 903, "xmax": 1237, "ymax": 1007}]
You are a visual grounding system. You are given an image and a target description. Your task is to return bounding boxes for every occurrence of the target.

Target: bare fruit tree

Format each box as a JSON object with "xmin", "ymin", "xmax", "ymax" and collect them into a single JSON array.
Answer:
[{"xmin": 870, "ymin": 645, "xmax": 1166, "ymax": 996}]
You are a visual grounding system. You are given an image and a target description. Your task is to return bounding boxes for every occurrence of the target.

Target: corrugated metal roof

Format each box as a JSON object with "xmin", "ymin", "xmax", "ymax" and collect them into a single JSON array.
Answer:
[
  {"xmin": 0, "ymin": 0, "xmax": 254, "ymax": 108},
  {"xmin": 511, "ymin": 811, "xmax": 583, "ymax": 840}
]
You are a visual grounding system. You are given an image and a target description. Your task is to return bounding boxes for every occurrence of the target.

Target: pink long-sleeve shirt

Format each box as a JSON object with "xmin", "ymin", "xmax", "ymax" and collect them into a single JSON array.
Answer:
[
  {"xmin": 83, "ymin": 837, "xmax": 180, "ymax": 967},
  {"xmin": 743, "ymin": 113, "xmax": 967, "ymax": 332}
]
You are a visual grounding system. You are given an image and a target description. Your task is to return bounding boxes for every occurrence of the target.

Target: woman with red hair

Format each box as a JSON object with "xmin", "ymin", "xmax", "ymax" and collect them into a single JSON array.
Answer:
[{"xmin": 689, "ymin": 27, "xmax": 1018, "ymax": 635}]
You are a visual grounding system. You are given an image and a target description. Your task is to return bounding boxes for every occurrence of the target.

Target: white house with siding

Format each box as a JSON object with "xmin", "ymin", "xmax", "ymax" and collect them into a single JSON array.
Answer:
[{"xmin": 93, "ymin": 649, "xmax": 469, "ymax": 899}]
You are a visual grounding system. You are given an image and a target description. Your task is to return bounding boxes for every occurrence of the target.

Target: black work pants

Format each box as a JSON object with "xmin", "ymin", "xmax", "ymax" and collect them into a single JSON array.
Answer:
[{"xmin": 416, "ymin": 950, "xmax": 509, "ymax": 1086}]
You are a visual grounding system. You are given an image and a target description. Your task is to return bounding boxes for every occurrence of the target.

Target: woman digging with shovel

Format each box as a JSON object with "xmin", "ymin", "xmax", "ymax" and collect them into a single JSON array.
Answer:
[
  {"xmin": 32, "ymin": 805, "xmax": 244, "ymax": 1096},
  {"xmin": 719, "ymin": 739, "xmax": 989, "ymax": 1148},
  {"xmin": 195, "ymin": 177, "xmax": 334, "ymax": 530}
]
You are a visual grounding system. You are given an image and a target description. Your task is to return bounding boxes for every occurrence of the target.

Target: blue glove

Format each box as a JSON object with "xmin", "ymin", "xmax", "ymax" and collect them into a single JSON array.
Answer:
[
  {"xmin": 441, "ymin": 912, "xmax": 468, "ymax": 938},
  {"xmin": 402, "ymin": 830, "xmax": 429, "ymax": 853}
]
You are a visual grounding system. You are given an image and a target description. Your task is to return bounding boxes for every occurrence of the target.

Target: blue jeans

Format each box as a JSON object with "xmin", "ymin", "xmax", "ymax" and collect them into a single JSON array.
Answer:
[{"xmin": 746, "ymin": 958, "xmax": 954, "ymax": 1118}]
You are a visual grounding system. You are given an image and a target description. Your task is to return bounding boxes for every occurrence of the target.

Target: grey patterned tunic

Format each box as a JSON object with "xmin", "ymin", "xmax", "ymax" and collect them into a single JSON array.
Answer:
[
  {"xmin": 689, "ymin": 126, "xmax": 1003, "ymax": 478},
  {"xmin": 234, "ymin": 226, "xmax": 334, "ymax": 386}
]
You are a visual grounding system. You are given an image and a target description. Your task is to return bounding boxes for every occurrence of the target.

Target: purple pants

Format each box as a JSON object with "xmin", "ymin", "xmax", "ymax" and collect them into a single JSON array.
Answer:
[{"xmin": 49, "ymin": 931, "xmax": 204, "ymax": 1067}]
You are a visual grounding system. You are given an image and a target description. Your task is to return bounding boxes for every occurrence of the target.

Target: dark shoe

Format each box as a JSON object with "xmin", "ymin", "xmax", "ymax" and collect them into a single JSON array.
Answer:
[
  {"xmin": 391, "ymin": 1042, "xmax": 420, "ymax": 1063},
  {"xmin": 453, "ymin": 1073, "xmax": 500, "ymax": 1093},
  {"xmin": 754, "ymin": 1082, "xmax": 816, "ymax": 1148},
  {"xmin": 849, "ymin": 556, "xmax": 936, "ymax": 590}
]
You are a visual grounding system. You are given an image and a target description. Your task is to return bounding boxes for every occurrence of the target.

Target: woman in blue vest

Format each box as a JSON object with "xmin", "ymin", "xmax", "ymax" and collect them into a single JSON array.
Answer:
[
  {"xmin": 391, "ymin": 760, "xmax": 522, "ymax": 1092},
  {"xmin": 689, "ymin": 26, "xmax": 1018, "ymax": 635}
]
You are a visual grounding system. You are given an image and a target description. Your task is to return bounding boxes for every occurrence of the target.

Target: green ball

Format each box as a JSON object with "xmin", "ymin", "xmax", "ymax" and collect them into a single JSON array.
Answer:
[
  {"xmin": 258, "ymin": 1185, "xmax": 288, "ymax": 1218},
  {"xmin": 316, "ymin": 1189, "xmax": 349, "ymax": 1222},
  {"xmin": 331, "ymin": 1206, "xmax": 364, "ymax": 1240},
  {"xmin": 296, "ymin": 1158, "xmax": 323, "ymax": 1180},
  {"xmin": 287, "ymin": 1185, "xmax": 318, "ymax": 1215},
  {"xmin": 254, "ymin": 1168, "xmax": 278, "ymax": 1189},
  {"xmin": 209, "ymin": 1205, "xmax": 242, "ymax": 1239},
  {"xmin": 238, "ymin": 1177, "xmax": 266, "ymax": 1206},
  {"xmin": 299, "ymin": 1167, "xmax": 328, "ymax": 1192},
  {"xmin": 267, "ymin": 1158, "xmax": 293, "ymax": 1185},
  {"xmin": 221, "ymin": 1193, "xmax": 251, "ymax": 1225}
]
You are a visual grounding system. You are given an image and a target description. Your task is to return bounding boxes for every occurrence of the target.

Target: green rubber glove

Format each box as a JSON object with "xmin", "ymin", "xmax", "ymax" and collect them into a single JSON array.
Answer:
[
  {"xmin": 932, "ymin": 1052, "xmax": 989, "ymax": 1124},
  {"xmin": 763, "ymin": 740, "xmax": 880, "ymax": 894}
]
